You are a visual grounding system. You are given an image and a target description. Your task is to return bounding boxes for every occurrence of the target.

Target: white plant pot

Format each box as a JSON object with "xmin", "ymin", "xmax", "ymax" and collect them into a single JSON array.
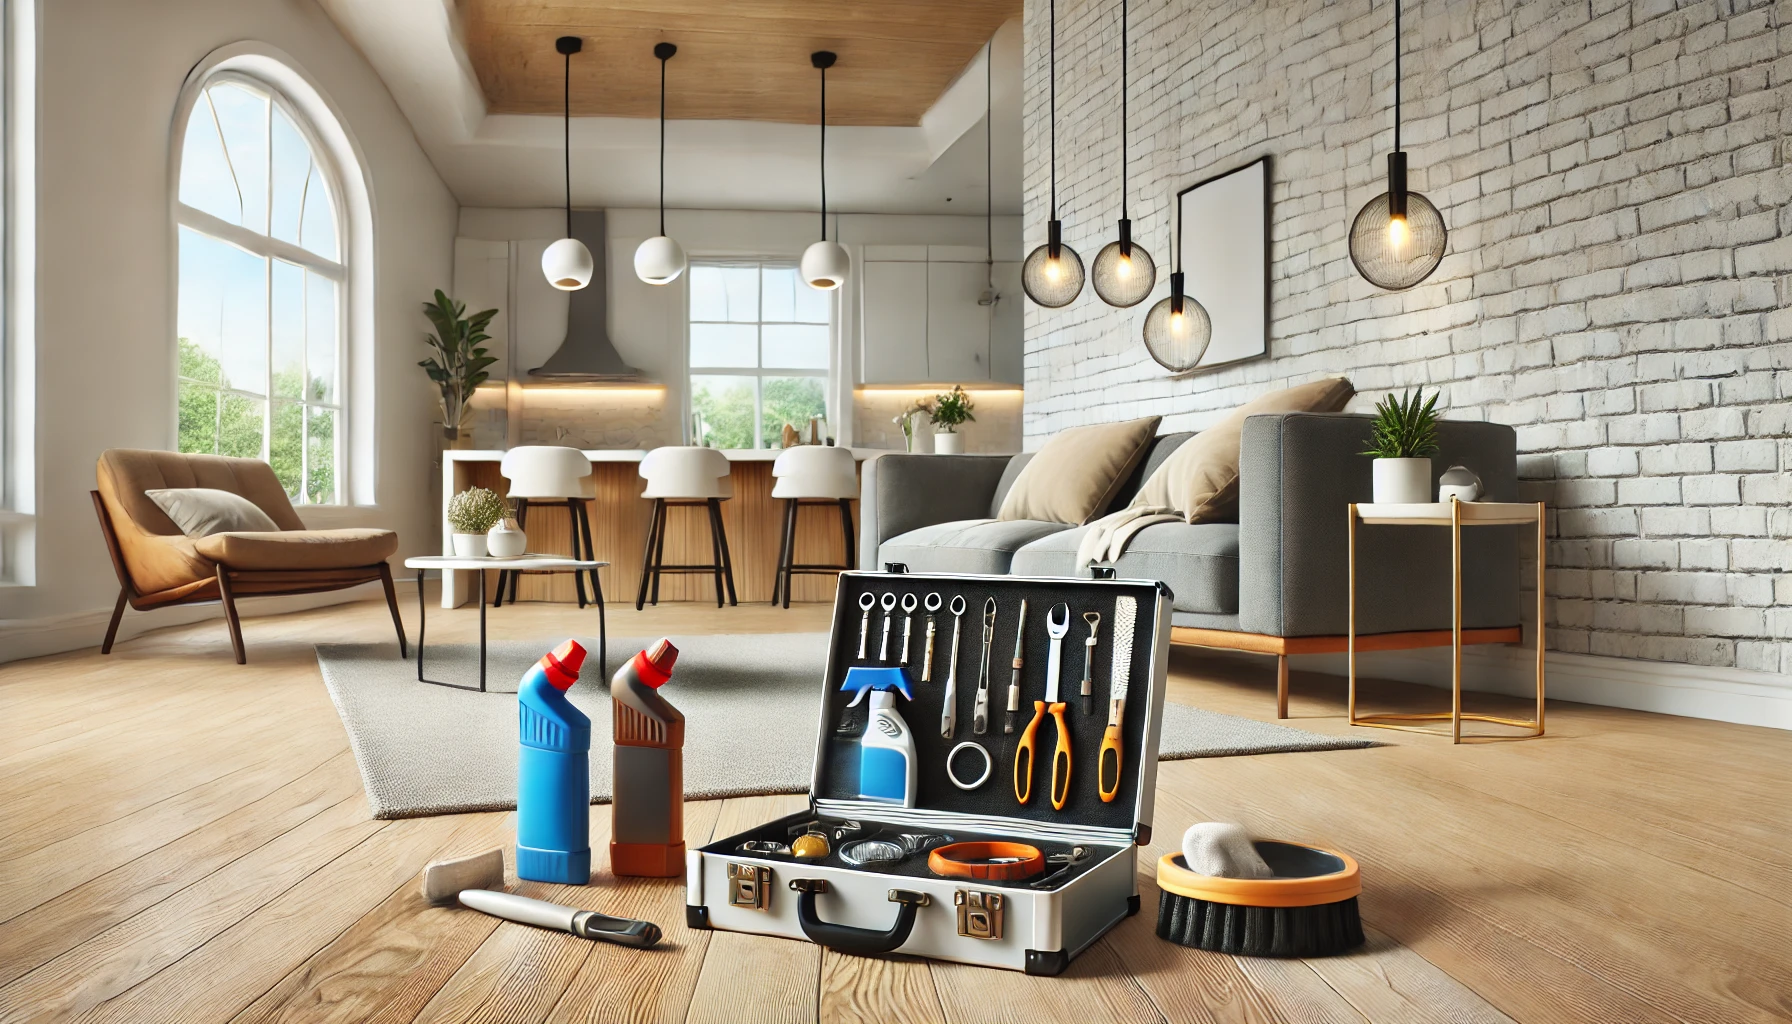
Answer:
[
  {"xmin": 487, "ymin": 522, "xmax": 526, "ymax": 558},
  {"xmin": 1372, "ymin": 458, "xmax": 1433, "ymax": 504},
  {"xmin": 452, "ymin": 533, "xmax": 489, "ymax": 558},
  {"xmin": 933, "ymin": 431, "xmax": 964, "ymax": 455}
]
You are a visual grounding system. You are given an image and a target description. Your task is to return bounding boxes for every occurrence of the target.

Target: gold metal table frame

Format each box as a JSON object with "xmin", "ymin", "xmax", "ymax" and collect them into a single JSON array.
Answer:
[{"xmin": 1348, "ymin": 499, "xmax": 1546, "ymax": 743}]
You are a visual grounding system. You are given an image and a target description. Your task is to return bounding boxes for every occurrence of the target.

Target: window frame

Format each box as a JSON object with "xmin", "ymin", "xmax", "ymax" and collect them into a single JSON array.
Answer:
[
  {"xmin": 686, "ymin": 259, "xmax": 830, "ymax": 450},
  {"xmin": 173, "ymin": 71, "xmax": 348, "ymax": 504}
]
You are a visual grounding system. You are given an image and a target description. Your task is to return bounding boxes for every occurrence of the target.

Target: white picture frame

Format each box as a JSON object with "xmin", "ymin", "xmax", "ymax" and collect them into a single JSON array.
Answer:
[{"xmin": 1173, "ymin": 157, "xmax": 1268, "ymax": 373}]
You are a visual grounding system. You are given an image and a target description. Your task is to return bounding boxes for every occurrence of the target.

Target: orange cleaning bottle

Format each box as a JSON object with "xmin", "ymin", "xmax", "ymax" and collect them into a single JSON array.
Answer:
[{"xmin": 610, "ymin": 639, "xmax": 685, "ymax": 877}]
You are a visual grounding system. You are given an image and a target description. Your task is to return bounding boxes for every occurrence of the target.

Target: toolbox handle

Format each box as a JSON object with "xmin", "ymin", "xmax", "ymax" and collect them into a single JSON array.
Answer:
[{"xmin": 789, "ymin": 879, "xmax": 929, "ymax": 955}]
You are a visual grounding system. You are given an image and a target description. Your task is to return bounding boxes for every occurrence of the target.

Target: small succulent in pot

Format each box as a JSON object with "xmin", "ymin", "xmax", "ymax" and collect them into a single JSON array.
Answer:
[
  {"xmin": 1362, "ymin": 388, "xmax": 1440, "ymax": 504},
  {"xmin": 447, "ymin": 486, "xmax": 507, "ymax": 556}
]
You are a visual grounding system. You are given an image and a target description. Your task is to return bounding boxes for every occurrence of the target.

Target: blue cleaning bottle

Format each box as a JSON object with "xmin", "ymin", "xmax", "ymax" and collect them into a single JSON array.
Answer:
[
  {"xmin": 517, "ymin": 639, "xmax": 591, "ymax": 884},
  {"xmin": 842, "ymin": 667, "xmax": 916, "ymax": 807}
]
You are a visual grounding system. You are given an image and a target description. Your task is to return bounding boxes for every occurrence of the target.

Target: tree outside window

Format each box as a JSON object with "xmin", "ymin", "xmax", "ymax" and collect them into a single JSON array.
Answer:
[{"xmin": 688, "ymin": 263, "xmax": 829, "ymax": 449}]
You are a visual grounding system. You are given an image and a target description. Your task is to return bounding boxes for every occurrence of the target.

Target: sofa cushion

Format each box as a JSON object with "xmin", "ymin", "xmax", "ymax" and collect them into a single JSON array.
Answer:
[
  {"xmin": 879, "ymin": 519, "xmax": 1071, "ymax": 576},
  {"xmin": 147, "ymin": 487, "xmax": 279, "ymax": 537},
  {"xmin": 1011, "ymin": 522, "xmax": 1240, "ymax": 615},
  {"xmin": 193, "ymin": 528, "xmax": 399, "ymax": 571},
  {"xmin": 997, "ymin": 416, "xmax": 1162, "ymax": 525}
]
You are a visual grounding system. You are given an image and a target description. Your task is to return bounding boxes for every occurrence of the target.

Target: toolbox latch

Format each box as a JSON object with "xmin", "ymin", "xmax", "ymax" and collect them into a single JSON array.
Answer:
[
  {"xmin": 1089, "ymin": 565, "xmax": 1117, "ymax": 580},
  {"xmin": 728, "ymin": 863, "xmax": 772, "ymax": 911},
  {"xmin": 954, "ymin": 890, "xmax": 1004, "ymax": 940},
  {"xmin": 882, "ymin": 561, "xmax": 910, "ymax": 574}
]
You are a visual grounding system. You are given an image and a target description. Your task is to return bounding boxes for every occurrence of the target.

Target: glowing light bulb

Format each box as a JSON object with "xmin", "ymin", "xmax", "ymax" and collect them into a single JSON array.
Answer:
[
  {"xmin": 1168, "ymin": 310, "xmax": 1185, "ymax": 334},
  {"xmin": 1044, "ymin": 258, "xmax": 1062, "ymax": 282},
  {"xmin": 1387, "ymin": 214, "xmax": 1407, "ymax": 252},
  {"xmin": 1115, "ymin": 254, "xmax": 1132, "ymax": 279}
]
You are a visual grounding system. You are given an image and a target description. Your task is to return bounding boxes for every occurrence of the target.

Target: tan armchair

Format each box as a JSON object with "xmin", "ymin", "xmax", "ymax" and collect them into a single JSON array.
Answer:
[{"xmin": 93, "ymin": 449, "xmax": 407, "ymax": 663}]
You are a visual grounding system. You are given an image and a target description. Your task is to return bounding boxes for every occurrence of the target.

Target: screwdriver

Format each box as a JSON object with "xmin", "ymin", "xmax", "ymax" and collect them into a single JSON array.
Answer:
[{"xmin": 1004, "ymin": 599, "xmax": 1028, "ymax": 734}]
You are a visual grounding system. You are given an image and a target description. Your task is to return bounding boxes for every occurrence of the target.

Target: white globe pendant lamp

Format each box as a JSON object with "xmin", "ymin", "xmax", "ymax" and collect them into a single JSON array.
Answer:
[
  {"xmin": 634, "ymin": 42, "xmax": 687, "ymax": 285},
  {"xmin": 542, "ymin": 36, "xmax": 593, "ymax": 291},
  {"xmin": 801, "ymin": 51, "xmax": 849, "ymax": 291}
]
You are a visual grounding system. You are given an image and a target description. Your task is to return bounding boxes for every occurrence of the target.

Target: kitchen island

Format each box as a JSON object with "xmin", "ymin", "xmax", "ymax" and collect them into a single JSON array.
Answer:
[{"xmin": 439, "ymin": 447, "xmax": 878, "ymax": 608}]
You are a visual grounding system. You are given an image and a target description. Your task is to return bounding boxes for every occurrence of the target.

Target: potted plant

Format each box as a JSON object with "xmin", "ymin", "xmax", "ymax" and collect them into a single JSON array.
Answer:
[
  {"xmin": 894, "ymin": 397, "xmax": 934, "ymax": 453},
  {"xmin": 420, "ymin": 290, "xmax": 499, "ymax": 442},
  {"xmin": 929, "ymin": 385, "xmax": 976, "ymax": 455},
  {"xmin": 1362, "ymin": 387, "xmax": 1440, "ymax": 504},
  {"xmin": 447, "ymin": 486, "xmax": 507, "ymax": 557}
]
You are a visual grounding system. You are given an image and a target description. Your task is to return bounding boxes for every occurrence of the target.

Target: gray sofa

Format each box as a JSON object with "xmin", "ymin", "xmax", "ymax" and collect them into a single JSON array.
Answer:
[{"xmin": 859, "ymin": 412, "xmax": 1523, "ymax": 713}]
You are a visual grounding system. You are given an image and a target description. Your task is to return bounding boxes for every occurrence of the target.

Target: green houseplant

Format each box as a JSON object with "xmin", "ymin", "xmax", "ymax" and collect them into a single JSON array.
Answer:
[
  {"xmin": 421, "ymin": 290, "xmax": 499, "ymax": 441},
  {"xmin": 1362, "ymin": 387, "xmax": 1440, "ymax": 503},
  {"xmin": 447, "ymin": 486, "xmax": 507, "ymax": 557},
  {"xmin": 929, "ymin": 385, "xmax": 977, "ymax": 454}
]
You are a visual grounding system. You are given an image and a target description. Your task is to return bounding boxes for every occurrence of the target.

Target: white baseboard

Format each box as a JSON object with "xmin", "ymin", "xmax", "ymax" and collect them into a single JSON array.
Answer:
[
  {"xmin": 0, "ymin": 578, "xmax": 414, "ymax": 664},
  {"xmin": 1267, "ymin": 646, "xmax": 1792, "ymax": 731}
]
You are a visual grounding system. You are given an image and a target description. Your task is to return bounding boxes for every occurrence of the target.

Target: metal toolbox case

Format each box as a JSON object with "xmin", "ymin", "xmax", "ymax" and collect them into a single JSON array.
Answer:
[{"xmin": 685, "ymin": 569, "xmax": 1172, "ymax": 974}]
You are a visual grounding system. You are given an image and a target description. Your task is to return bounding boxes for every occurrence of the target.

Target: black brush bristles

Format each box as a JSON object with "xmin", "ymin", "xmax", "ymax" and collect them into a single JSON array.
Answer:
[{"xmin": 1155, "ymin": 889, "xmax": 1364, "ymax": 957}]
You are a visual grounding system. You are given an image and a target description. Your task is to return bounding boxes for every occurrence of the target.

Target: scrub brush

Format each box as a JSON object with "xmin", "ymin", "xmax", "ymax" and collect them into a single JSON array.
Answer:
[{"xmin": 1155, "ymin": 828, "xmax": 1363, "ymax": 957}]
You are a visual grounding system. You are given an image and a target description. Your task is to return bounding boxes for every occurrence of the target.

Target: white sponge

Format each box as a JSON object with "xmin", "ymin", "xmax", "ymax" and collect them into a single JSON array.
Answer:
[
  {"xmin": 421, "ymin": 848, "xmax": 506, "ymax": 904},
  {"xmin": 1181, "ymin": 822, "xmax": 1273, "ymax": 879}
]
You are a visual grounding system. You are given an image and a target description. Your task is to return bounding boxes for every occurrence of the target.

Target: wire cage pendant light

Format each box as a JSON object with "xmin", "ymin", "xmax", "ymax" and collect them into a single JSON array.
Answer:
[
  {"xmin": 1090, "ymin": 0, "xmax": 1155, "ymax": 308},
  {"xmin": 1349, "ymin": 0, "xmax": 1445, "ymax": 290},
  {"xmin": 634, "ymin": 42, "xmax": 687, "ymax": 285},
  {"xmin": 800, "ymin": 50, "xmax": 850, "ymax": 291},
  {"xmin": 1141, "ymin": 199, "xmax": 1211, "ymax": 372},
  {"xmin": 542, "ymin": 36, "xmax": 595, "ymax": 291},
  {"xmin": 1022, "ymin": 0, "xmax": 1084, "ymax": 307}
]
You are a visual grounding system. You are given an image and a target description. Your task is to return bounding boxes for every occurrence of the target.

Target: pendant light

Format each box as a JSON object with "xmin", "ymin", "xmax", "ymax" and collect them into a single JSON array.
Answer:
[
  {"xmin": 1021, "ymin": 0, "xmax": 1083, "ymax": 307},
  {"xmin": 541, "ymin": 36, "xmax": 594, "ymax": 291},
  {"xmin": 1141, "ymin": 194, "xmax": 1211, "ymax": 372},
  {"xmin": 1090, "ymin": 0, "xmax": 1154, "ymax": 308},
  {"xmin": 1349, "ymin": 0, "xmax": 1445, "ymax": 290},
  {"xmin": 634, "ymin": 42, "xmax": 687, "ymax": 285},
  {"xmin": 977, "ymin": 42, "xmax": 998, "ymax": 307},
  {"xmin": 799, "ymin": 51, "xmax": 850, "ymax": 290}
]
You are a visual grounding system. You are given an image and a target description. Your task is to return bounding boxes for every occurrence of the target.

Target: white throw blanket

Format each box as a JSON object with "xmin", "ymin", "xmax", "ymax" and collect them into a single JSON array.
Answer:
[{"xmin": 1075, "ymin": 504, "xmax": 1181, "ymax": 569}]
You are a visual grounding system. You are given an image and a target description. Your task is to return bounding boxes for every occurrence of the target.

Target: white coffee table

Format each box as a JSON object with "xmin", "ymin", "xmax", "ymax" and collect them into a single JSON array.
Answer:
[{"xmin": 404, "ymin": 554, "xmax": 609, "ymax": 692}]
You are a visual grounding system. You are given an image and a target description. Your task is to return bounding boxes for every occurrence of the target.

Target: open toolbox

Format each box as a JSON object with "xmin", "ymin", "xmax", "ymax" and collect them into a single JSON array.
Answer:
[{"xmin": 686, "ymin": 568, "xmax": 1172, "ymax": 974}]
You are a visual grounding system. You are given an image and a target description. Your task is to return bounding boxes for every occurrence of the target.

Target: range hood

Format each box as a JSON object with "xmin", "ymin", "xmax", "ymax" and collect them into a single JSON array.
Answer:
[{"xmin": 529, "ymin": 210, "xmax": 650, "ymax": 383}]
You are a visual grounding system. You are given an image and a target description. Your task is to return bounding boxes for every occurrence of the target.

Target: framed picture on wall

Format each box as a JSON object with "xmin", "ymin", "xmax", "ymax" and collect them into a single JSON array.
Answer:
[{"xmin": 1172, "ymin": 156, "xmax": 1269, "ymax": 373}]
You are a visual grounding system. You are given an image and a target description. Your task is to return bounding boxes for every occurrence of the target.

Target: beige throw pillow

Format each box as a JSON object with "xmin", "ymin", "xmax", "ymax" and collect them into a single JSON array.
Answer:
[
  {"xmin": 147, "ymin": 487, "xmax": 280, "ymax": 537},
  {"xmin": 997, "ymin": 416, "xmax": 1163, "ymax": 525},
  {"xmin": 1133, "ymin": 377, "xmax": 1354, "ymax": 523}
]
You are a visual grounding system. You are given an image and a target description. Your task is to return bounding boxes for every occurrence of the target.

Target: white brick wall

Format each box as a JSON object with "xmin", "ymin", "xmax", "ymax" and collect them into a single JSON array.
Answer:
[{"xmin": 1023, "ymin": 0, "xmax": 1792, "ymax": 672}]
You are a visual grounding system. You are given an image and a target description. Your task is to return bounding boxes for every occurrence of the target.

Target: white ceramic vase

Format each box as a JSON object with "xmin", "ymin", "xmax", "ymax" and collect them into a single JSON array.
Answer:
[
  {"xmin": 933, "ymin": 431, "xmax": 964, "ymax": 455},
  {"xmin": 452, "ymin": 533, "xmax": 489, "ymax": 558},
  {"xmin": 487, "ymin": 520, "xmax": 526, "ymax": 558},
  {"xmin": 1371, "ymin": 458, "xmax": 1432, "ymax": 504}
]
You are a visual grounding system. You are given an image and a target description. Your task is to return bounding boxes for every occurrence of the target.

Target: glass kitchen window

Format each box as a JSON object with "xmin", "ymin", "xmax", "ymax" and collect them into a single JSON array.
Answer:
[{"xmin": 687, "ymin": 262, "xmax": 829, "ymax": 449}]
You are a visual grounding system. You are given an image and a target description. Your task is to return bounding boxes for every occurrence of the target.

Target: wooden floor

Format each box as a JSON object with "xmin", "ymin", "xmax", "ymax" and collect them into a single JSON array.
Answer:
[{"xmin": 2, "ymin": 588, "xmax": 1789, "ymax": 1023}]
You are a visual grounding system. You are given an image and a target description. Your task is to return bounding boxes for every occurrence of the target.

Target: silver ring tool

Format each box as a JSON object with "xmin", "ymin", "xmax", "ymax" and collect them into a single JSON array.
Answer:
[
  {"xmin": 922, "ymin": 593, "xmax": 943, "ymax": 681},
  {"xmin": 941, "ymin": 595, "xmax": 966, "ymax": 738},
  {"xmin": 900, "ymin": 593, "xmax": 919, "ymax": 664},
  {"xmin": 878, "ymin": 592, "xmax": 897, "ymax": 661},
  {"xmin": 857, "ymin": 593, "xmax": 875, "ymax": 659}
]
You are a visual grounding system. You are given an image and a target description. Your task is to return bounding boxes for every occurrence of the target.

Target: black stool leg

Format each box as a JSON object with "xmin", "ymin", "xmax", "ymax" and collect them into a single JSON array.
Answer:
[
  {"xmin": 636, "ymin": 497, "xmax": 663, "ymax": 611},
  {"xmin": 576, "ymin": 499, "xmax": 602, "ymax": 606},
  {"xmin": 706, "ymin": 499, "xmax": 726, "ymax": 608},
  {"xmin": 839, "ymin": 498, "xmax": 856, "ymax": 571},
  {"xmin": 780, "ymin": 498, "xmax": 801, "ymax": 608},
  {"xmin": 714, "ymin": 497, "xmax": 738, "ymax": 606},
  {"xmin": 567, "ymin": 499, "xmax": 589, "ymax": 609},
  {"xmin": 772, "ymin": 498, "xmax": 793, "ymax": 605},
  {"xmin": 650, "ymin": 501, "xmax": 669, "ymax": 606}
]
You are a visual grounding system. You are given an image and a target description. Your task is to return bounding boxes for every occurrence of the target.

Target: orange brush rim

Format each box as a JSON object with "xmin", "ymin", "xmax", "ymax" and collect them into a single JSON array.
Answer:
[
  {"xmin": 1156, "ymin": 846, "xmax": 1361, "ymax": 908},
  {"xmin": 927, "ymin": 841, "xmax": 1045, "ymax": 881}
]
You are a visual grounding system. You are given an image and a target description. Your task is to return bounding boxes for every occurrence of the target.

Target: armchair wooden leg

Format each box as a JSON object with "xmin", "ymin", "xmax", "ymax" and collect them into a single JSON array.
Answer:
[
  {"xmin": 379, "ymin": 562, "xmax": 409, "ymax": 658},
  {"xmin": 102, "ymin": 588, "xmax": 128, "ymax": 655},
  {"xmin": 216, "ymin": 566, "xmax": 246, "ymax": 665},
  {"xmin": 1276, "ymin": 654, "xmax": 1289, "ymax": 719}
]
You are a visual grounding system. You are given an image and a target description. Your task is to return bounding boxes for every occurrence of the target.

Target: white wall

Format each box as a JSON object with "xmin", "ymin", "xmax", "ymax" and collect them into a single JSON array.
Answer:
[
  {"xmin": 457, "ymin": 206, "xmax": 1023, "ymax": 449},
  {"xmin": 0, "ymin": 0, "xmax": 458, "ymax": 659}
]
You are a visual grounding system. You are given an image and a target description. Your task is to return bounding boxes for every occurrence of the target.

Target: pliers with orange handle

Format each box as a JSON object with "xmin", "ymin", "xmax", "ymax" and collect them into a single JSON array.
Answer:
[{"xmin": 1015, "ymin": 602, "xmax": 1073, "ymax": 809}]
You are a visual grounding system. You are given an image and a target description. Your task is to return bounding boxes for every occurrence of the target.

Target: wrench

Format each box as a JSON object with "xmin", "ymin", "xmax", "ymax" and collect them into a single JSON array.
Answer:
[
  {"xmin": 1015, "ymin": 603, "xmax": 1070, "ymax": 805},
  {"xmin": 940, "ymin": 595, "xmax": 966, "ymax": 739}
]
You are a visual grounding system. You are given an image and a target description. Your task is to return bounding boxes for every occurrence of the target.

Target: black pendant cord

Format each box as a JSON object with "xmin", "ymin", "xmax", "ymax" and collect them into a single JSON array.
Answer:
[
  {"xmin": 1119, "ymin": 0, "xmax": 1127, "ymax": 224},
  {"xmin": 986, "ymin": 40, "xmax": 993, "ymax": 272},
  {"xmin": 819, "ymin": 63, "xmax": 828, "ymax": 242},
  {"xmin": 1393, "ymin": 0, "xmax": 1401, "ymax": 154},
  {"xmin": 1048, "ymin": 0, "xmax": 1057, "ymax": 220},
  {"xmin": 563, "ymin": 48, "xmax": 572, "ymax": 238},
  {"xmin": 658, "ymin": 53, "xmax": 667, "ymax": 236}
]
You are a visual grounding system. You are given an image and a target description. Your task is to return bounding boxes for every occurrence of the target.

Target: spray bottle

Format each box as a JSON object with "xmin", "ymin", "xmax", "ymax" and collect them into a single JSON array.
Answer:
[
  {"xmin": 610, "ymin": 639, "xmax": 684, "ymax": 877},
  {"xmin": 517, "ymin": 639, "xmax": 590, "ymax": 884},
  {"xmin": 842, "ymin": 667, "xmax": 916, "ymax": 807}
]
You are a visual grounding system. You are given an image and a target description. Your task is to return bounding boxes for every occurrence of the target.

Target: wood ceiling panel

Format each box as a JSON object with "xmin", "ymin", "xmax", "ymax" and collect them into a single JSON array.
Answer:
[{"xmin": 460, "ymin": 0, "xmax": 1020, "ymax": 127}]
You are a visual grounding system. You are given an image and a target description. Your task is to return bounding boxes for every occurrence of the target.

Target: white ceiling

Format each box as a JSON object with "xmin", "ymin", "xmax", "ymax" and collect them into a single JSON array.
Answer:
[{"xmin": 317, "ymin": 0, "xmax": 1024, "ymax": 215}]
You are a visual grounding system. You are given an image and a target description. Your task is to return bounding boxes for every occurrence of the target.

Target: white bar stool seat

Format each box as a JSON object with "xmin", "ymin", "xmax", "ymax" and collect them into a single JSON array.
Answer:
[
  {"xmin": 636, "ymin": 447, "xmax": 738, "ymax": 608},
  {"xmin": 493, "ymin": 446, "xmax": 601, "ymax": 612},
  {"xmin": 768, "ymin": 446, "xmax": 858, "ymax": 607}
]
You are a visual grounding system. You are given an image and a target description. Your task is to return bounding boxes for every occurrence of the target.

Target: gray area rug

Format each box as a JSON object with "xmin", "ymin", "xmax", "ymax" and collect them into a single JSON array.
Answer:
[{"xmin": 317, "ymin": 634, "xmax": 1375, "ymax": 819}]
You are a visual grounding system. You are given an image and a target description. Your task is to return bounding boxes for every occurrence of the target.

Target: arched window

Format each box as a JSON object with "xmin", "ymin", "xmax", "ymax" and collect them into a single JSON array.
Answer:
[{"xmin": 175, "ymin": 73, "xmax": 344, "ymax": 504}]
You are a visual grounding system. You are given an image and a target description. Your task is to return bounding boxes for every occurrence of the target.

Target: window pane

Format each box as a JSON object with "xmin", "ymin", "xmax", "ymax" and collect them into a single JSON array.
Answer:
[
  {"xmin": 299, "ymin": 170, "xmax": 338, "ymax": 260},
  {"xmin": 760, "ymin": 376, "xmax": 827, "ymax": 449},
  {"xmin": 690, "ymin": 375, "xmax": 756, "ymax": 450},
  {"xmin": 306, "ymin": 407, "xmax": 338, "ymax": 504},
  {"xmin": 762, "ymin": 324, "xmax": 828, "ymax": 370},
  {"xmin": 271, "ymin": 260, "xmax": 304, "ymax": 399},
  {"xmin": 762, "ymin": 266, "xmax": 797, "ymax": 323},
  {"xmin": 271, "ymin": 400, "xmax": 303, "ymax": 497},
  {"xmin": 305, "ymin": 271, "xmax": 337, "ymax": 403},
  {"xmin": 178, "ymin": 380, "xmax": 219, "ymax": 455},
  {"xmin": 218, "ymin": 392, "xmax": 265, "ymax": 460},
  {"xmin": 689, "ymin": 265, "xmax": 758, "ymax": 323},
  {"xmin": 178, "ymin": 227, "xmax": 268, "ymax": 395},
  {"xmin": 690, "ymin": 323, "xmax": 757, "ymax": 368},
  {"xmin": 793, "ymin": 274, "xmax": 831, "ymax": 323},
  {"xmin": 208, "ymin": 82, "xmax": 269, "ymax": 235},
  {"xmin": 270, "ymin": 105, "xmax": 309, "ymax": 246},
  {"xmin": 179, "ymin": 94, "xmax": 242, "ymax": 225}
]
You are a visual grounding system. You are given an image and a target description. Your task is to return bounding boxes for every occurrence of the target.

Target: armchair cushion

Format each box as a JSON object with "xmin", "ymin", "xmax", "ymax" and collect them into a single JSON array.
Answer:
[
  {"xmin": 147, "ymin": 487, "xmax": 279, "ymax": 537},
  {"xmin": 193, "ymin": 528, "xmax": 399, "ymax": 571},
  {"xmin": 879, "ymin": 519, "xmax": 1070, "ymax": 576}
]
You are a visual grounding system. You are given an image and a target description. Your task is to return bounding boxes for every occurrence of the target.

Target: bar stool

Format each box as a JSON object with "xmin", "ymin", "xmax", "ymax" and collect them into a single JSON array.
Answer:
[
  {"xmin": 770, "ymin": 446, "xmax": 857, "ymax": 608},
  {"xmin": 493, "ymin": 446, "xmax": 600, "ymax": 608},
  {"xmin": 636, "ymin": 447, "xmax": 738, "ymax": 609}
]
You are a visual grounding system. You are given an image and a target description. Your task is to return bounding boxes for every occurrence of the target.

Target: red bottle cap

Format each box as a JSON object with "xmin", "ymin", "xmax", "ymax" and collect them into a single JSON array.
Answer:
[
  {"xmin": 631, "ymin": 638, "xmax": 679, "ymax": 688},
  {"xmin": 540, "ymin": 639, "xmax": 586, "ymax": 691}
]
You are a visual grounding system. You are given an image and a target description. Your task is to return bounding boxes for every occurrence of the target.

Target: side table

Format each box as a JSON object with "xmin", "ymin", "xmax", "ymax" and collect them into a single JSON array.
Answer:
[
  {"xmin": 1348, "ymin": 500, "xmax": 1545, "ymax": 742},
  {"xmin": 404, "ymin": 555, "xmax": 609, "ymax": 692}
]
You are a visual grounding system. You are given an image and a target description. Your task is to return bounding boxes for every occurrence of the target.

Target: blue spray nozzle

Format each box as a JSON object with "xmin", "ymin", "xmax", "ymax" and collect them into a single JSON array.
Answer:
[{"xmin": 842, "ymin": 666, "xmax": 913, "ymax": 707}]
